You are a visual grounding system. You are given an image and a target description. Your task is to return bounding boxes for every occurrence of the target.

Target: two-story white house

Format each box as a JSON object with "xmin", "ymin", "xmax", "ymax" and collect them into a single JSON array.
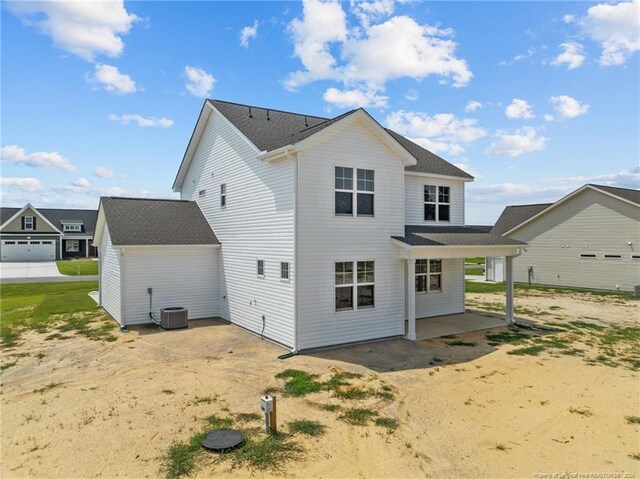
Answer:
[{"xmin": 94, "ymin": 100, "xmax": 524, "ymax": 351}]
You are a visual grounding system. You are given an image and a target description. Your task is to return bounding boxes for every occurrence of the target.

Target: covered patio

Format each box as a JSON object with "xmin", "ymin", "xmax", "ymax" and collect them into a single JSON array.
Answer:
[{"xmin": 392, "ymin": 225, "xmax": 526, "ymax": 341}]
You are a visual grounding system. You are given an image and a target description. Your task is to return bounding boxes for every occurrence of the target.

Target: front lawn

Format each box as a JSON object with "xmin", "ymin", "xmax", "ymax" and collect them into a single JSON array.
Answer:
[
  {"xmin": 0, "ymin": 281, "xmax": 115, "ymax": 347},
  {"xmin": 56, "ymin": 260, "xmax": 99, "ymax": 276}
]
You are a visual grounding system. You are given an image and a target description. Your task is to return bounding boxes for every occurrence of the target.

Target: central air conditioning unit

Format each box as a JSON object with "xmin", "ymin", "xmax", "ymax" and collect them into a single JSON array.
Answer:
[
  {"xmin": 161, "ymin": 307, "xmax": 188, "ymax": 330},
  {"xmin": 634, "ymin": 285, "xmax": 640, "ymax": 297}
]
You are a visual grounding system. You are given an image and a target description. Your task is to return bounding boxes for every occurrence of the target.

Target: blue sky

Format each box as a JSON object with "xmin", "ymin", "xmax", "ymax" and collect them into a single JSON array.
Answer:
[{"xmin": 1, "ymin": 0, "xmax": 638, "ymax": 223}]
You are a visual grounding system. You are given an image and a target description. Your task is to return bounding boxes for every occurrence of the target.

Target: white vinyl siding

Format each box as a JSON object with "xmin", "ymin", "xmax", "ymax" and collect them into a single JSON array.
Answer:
[
  {"xmin": 99, "ymin": 225, "xmax": 122, "ymax": 325},
  {"xmin": 414, "ymin": 258, "xmax": 465, "ymax": 318},
  {"xmin": 404, "ymin": 176, "xmax": 465, "ymax": 225},
  {"xmin": 297, "ymin": 117, "xmax": 406, "ymax": 350},
  {"xmin": 122, "ymin": 247, "xmax": 219, "ymax": 325},
  {"xmin": 179, "ymin": 107, "xmax": 296, "ymax": 348},
  {"xmin": 510, "ymin": 188, "xmax": 640, "ymax": 292}
]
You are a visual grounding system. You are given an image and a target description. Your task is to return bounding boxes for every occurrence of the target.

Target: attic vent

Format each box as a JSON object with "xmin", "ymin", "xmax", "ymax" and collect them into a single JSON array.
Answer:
[
  {"xmin": 265, "ymin": 109, "xmax": 270, "ymax": 121},
  {"xmin": 248, "ymin": 106, "xmax": 253, "ymax": 118},
  {"xmin": 303, "ymin": 115, "xmax": 308, "ymax": 127}
]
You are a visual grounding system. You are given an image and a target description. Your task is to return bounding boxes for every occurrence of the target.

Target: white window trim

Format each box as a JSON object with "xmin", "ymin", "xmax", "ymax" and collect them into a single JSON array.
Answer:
[
  {"xmin": 335, "ymin": 260, "xmax": 375, "ymax": 312},
  {"xmin": 424, "ymin": 185, "xmax": 451, "ymax": 223},
  {"xmin": 24, "ymin": 216, "xmax": 34, "ymax": 230},
  {"xmin": 415, "ymin": 259, "xmax": 443, "ymax": 294},
  {"xmin": 66, "ymin": 240, "xmax": 80, "ymax": 252},
  {"xmin": 280, "ymin": 262, "xmax": 290, "ymax": 281},
  {"xmin": 334, "ymin": 166, "xmax": 375, "ymax": 218},
  {"xmin": 221, "ymin": 184, "xmax": 227, "ymax": 208},
  {"xmin": 63, "ymin": 224, "xmax": 82, "ymax": 232},
  {"xmin": 257, "ymin": 259, "xmax": 265, "ymax": 278},
  {"xmin": 199, "ymin": 189, "xmax": 207, "ymax": 197}
]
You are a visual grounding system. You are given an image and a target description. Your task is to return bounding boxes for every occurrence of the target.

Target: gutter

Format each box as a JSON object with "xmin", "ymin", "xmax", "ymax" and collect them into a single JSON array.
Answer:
[{"xmin": 257, "ymin": 145, "xmax": 296, "ymax": 162}]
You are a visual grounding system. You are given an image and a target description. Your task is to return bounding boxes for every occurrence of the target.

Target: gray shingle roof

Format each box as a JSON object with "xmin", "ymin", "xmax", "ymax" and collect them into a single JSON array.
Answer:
[
  {"xmin": 208, "ymin": 100, "xmax": 473, "ymax": 180},
  {"xmin": 393, "ymin": 225, "xmax": 525, "ymax": 247},
  {"xmin": 590, "ymin": 184, "xmax": 640, "ymax": 206},
  {"xmin": 1, "ymin": 207, "xmax": 98, "ymax": 234},
  {"xmin": 491, "ymin": 204, "xmax": 552, "ymax": 236},
  {"xmin": 100, "ymin": 197, "xmax": 219, "ymax": 246}
]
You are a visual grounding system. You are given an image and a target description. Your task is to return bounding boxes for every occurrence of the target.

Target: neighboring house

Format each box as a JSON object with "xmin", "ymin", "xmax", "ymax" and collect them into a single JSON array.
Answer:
[
  {"xmin": 0, "ymin": 204, "xmax": 98, "ymax": 262},
  {"xmin": 487, "ymin": 184, "xmax": 640, "ymax": 292},
  {"xmin": 95, "ymin": 100, "xmax": 524, "ymax": 351}
]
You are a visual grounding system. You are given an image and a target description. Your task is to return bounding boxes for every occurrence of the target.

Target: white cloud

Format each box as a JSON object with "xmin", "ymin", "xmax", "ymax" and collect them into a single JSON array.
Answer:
[
  {"xmin": 240, "ymin": 20, "xmax": 259, "ymax": 48},
  {"xmin": 563, "ymin": 14, "xmax": 575, "ymax": 24},
  {"xmin": 499, "ymin": 47, "xmax": 536, "ymax": 66},
  {"xmin": 93, "ymin": 166, "xmax": 120, "ymax": 179},
  {"xmin": 350, "ymin": 0, "xmax": 395, "ymax": 28},
  {"xmin": 581, "ymin": 0, "xmax": 640, "ymax": 66},
  {"xmin": 1, "ymin": 145, "xmax": 76, "ymax": 172},
  {"xmin": 544, "ymin": 114, "xmax": 555, "ymax": 122},
  {"xmin": 6, "ymin": 1, "xmax": 138, "ymax": 61},
  {"xmin": 550, "ymin": 95, "xmax": 590, "ymax": 118},
  {"xmin": 485, "ymin": 127, "xmax": 548, "ymax": 157},
  {"xmin": 386, "ymin": 110, "xmax": 487, "ymax": 156},
  {"xmin": 89, "ymin": 64, "xmax": 136, "ymax": 94},
  {"xmin": 0, "ymin": 177, "xmax": 44, "ymax": 192},
  {"xmin": 465, "ymin": 100, "xmax": 482, "ymax": 112},
  {"xmin": 184, "ymin": 66, "xmax": 215, "ymax": 98},
  {"xmin": 285, "ymin": 0, "xmax": 472, "ymax": 100},
  {"xmin": 53, "ymin": 181, "xmax": 126, "ymax": 196},
  {"xmin": 108, "ymin": 113, "xmax": 174, "ymax": 128},
  {"xmin": 552, "ymin": 41, "xmax": 586, "ymax": 70},
  {"xmin": 505, "ymin": 99, "xmax": 534, "ymax": 119},
  {"xmin": 72, "ymin": 177, "xmax": 91, "ymax": 188},
  {"xmin": 404, "ymin": 89, "xmax": 418, "ymax": 101},
  {"xmin": 468, "ymin": 166, "xmax": 640, "ymax": 204},
  {"xmin": 323, "ymin": 86, "xmax": 388, "ymax": 108}
]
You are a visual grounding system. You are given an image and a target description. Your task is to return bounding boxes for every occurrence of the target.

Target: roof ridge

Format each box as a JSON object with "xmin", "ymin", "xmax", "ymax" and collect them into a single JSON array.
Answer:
[
  {"xmin": 294, "ymin": 109, "xmax": 357, "ymax": 134},
  {"xmin": 506, "ymin": 203, "xmax": 554, "ymax": 208},
  {"xmin": 208, "ymin": 99, "xmax": 329, "ymax": 121},
  {"xmin": 589, "ymin": 183, "xmax": 639, "ymax": 193},
  {"xmin": 106, "ymin": 196, "xmax": 190, "ymax": 203}
]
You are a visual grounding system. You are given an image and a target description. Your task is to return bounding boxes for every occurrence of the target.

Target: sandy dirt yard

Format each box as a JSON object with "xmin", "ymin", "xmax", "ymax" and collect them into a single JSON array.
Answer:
[{"xmin": 1, "ymin": 290, "xmax": 639, "ymax": 479}]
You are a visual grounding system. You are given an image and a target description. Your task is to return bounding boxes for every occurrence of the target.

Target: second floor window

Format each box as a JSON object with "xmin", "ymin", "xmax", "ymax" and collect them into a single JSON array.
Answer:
[
  {"xmin": 335, "ymin": 167, "xmax": 374, "ymax": 216},
  {"xmin": 63, "ymin": 224, "xmax": 81, "ymax": 232},
  {"xmin": 24, "ymin": 216, "xmax": 34, "ymax": 230},
  {"xmin": 257, "ymin": 259, "xmax": 264, "ymax": 277},
  {"xmin": 424, "ymin": 185, "xmax": 450, "ymax": 222},
  {"xmin": 221, "ymin": 184, "xmax": 226, "ymax": 208}
]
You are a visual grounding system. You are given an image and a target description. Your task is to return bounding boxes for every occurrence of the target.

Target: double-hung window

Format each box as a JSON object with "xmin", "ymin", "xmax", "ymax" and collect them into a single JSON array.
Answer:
[
  {"xmin": 280, "ymin": 262, "xmax": 290, "ymax": 280},
  {"xmin": 24, "ymin": 216, "xmax": 34, "ymax": 230},
  {"xmin": 220, "ymin": 184, "xmax": 227, "ymax": 208},
  {"xmin": 335, "ymin": 261, "xmax": 375, "ymax": 311},
  {"xmin": 415, "ymin": 259, "xmax": 442, "ymax": 293},
  {"xmin": 424, "ymin": 186, "xmax": 450, "ymax": 222},
  {"xmin": 257, "ymin": 260, "xmax": 264, "ymax": 277},
  {"xmin": 335, "ymin": 167, "xmax": 374, "ymax": 216},
  {"xmin": 66, "ymin": 240, "xmax": 80, "ymax": 252}
]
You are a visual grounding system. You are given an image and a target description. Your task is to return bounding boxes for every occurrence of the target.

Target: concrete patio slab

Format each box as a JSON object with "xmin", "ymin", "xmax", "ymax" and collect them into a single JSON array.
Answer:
[{"xmin": 415, "ymin": 312, "xmax": 506, "ymax": 340}]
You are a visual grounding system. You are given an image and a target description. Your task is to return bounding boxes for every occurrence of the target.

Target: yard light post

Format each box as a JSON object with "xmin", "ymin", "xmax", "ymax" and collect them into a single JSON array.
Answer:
[{"xmin": 260, "ymin": 394, "xmax": 277, "ymax": 434}]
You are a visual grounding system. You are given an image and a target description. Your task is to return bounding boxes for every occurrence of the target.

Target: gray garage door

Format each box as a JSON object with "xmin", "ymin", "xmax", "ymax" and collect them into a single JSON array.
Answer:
[{"xmin": 1, "ymin": 240, "xmax": 56, "ymax": 261}]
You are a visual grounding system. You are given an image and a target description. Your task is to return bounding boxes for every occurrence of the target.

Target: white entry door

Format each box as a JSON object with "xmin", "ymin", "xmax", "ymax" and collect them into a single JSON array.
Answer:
[{"xmin": 1, "ymin": 240, "xmax": 56, "ymax": 261}]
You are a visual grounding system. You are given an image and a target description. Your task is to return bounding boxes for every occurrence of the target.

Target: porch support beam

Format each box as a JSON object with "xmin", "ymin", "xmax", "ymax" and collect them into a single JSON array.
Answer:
[
  {"xmin": 406, "ymin": 258, "xmax": 416, "ymax": 340},
  {"xmin": 86, "ymin": 239, "xmax": 89, "ymax": 258},
  {"xmin": 505, "ymin": 255, "xmax": 514, "ymax": 324}
]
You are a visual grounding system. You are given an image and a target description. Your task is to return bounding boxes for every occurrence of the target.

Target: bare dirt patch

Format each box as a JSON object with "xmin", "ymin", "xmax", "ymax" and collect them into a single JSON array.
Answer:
[{"xmin": 1, "ymin": 292, "xmax": 638, "ymax": 478}]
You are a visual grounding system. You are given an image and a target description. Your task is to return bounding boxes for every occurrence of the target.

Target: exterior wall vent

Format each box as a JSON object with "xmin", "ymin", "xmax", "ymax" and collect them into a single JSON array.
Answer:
[{"xmin": 161, "ymin": 307, "xmax": 188, "ymax": 330}]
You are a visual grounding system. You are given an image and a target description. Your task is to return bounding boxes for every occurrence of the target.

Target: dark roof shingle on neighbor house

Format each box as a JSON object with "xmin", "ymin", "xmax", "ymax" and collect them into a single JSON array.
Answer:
[
  {"xmin": 491, "ymin": 203, "xmax": 553, "ymax": 236},
  {"xmin": 208, "ymin": 99, "xmax": 473, "ymax": 180},
  {"xmin": 0, "ymin": 207, "xmax": 98, "ymax": 235},
  {"xmin": 590, "ymin": 184, "xmax": 640, "ymax": 206},
  {"xmin": 393, "ymin": 225, "xmax": 525, "ymax": 247},
  {"xmin": 100, "ymin": 197, "xmax": 219, "ymax": 246}
]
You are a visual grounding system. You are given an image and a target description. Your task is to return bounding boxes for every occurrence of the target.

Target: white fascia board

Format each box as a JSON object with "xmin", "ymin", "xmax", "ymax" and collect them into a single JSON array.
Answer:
[
  {"xmin": 0, "ymin": 203, "xmax": 62, "ymax": 233},
  {"xmin": 92, "ymin": 205, "xmax": 106, "ymax": 247},
  {"xmin": 404, "ymin": 171, "xmax": 474, "ymax": 183},
  {"xmin": 258, "ymin": 145, "xmax": 296, "ymax": 162},
  {"xmin": 294, "ymin": 109, "xmax": 418, "ymax": 167},
  {"xmin": 503, "ymin": 184, "xmax": 638, "ymax": 236},
  {"xmin": 114, "ymin": 244, "xmax": 221, "ymax": 250}
]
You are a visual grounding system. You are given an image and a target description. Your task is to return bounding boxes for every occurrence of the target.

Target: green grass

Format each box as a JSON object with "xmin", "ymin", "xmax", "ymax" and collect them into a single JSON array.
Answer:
[
  {"xmin": 485, "ymin": 329, "xmax": 532, "ymax": 346},
  {"xmin": 287, "ymin": 420, "xmax": 326, "ymax": 436},
  {"xmin": 466, "ymin": 280, "xmax": 639, "ymax": 300},
  {"xmin": 224, "ymin": 433, "xmax": 303, "ymax": 472},
  {"xmin": 630, "ymin": 453, "xmax": 640, "ymax": 461},
  {"xmin": 495, "ymin": 443, "xmax": 507, "ymax": 451},
  {"xmin": 339, "ymin": 407, "xmax": 378, "ymax": 425},
  {"xmin": 374, "ymin": 417, "xmax": 399, "ymax": 432},
  {"xmin": 1, "ymin": 361, "xmax": 18, "ymax": 371},
  {"xmin": 466, "ymin": 257, "xmax": 485, "ymax": 264},
  {"xmin": 275, "ymin": 369, "xmax": 324, "ymax": 396},
  {"xmin": 205, "ymin": 414, "xmax": 233, "ymax": 429},
  {"xmin": 625, "ymin": 415, "xmax": 640, "ymax": 424},
  {"xmin": 445, "ymin": 340, "xmax": 477, "ymax": 347},
  {"xmin": 465, "ymin": 268, "xmax": 484, "ymax": 276},
  {"xmin": 56, "ymin": 260, "xmax": 99, "ymax": 276},
  {"xmin": 507, "ymin": 345, "xmax": 546, "ymax": 356},
  {"xmin": 0, "ymin": 281, "xmax": 117, "ymax": 347}
]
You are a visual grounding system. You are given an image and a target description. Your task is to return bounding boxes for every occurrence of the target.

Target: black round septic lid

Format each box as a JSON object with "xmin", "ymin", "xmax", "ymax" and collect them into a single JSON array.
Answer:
[{"xmin": 202, "ymin": 429, "xmax": 244, "ymax": 452}]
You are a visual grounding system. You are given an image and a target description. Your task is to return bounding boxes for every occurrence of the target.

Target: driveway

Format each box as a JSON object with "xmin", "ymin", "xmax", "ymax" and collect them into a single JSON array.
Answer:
[{"xmin": 0, "ymin": 261, "xmax": 62, "ymax": 279}]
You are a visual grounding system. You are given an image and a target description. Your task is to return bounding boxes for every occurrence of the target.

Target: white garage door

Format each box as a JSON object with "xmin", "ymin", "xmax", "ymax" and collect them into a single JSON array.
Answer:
[{"xmin": 1, "ymin": 240, "xmax": 56, "ymax": 262}]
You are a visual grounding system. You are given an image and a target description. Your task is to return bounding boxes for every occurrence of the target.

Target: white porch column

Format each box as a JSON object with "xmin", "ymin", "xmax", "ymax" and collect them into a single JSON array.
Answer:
[
  {"xmin": 406, "ymin": 258, "xmax": 417, "ymax": 340},
  {"xmin": 505, "ymin": 255, "xmax": 514, "ymax": 324},
  {"xmin": 86, "ymin": 239, "xmax": 89, "ymax": 258}
]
